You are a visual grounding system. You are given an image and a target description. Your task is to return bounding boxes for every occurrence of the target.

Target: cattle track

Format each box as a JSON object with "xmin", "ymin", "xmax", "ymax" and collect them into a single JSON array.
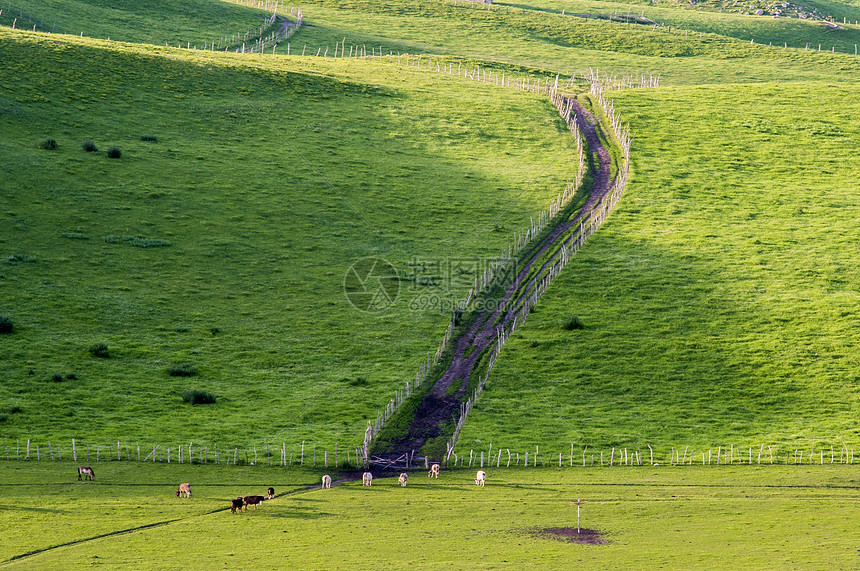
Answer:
[{"xmin": 373, "ymin": 96, "xmax": 619, "ymax": 465}]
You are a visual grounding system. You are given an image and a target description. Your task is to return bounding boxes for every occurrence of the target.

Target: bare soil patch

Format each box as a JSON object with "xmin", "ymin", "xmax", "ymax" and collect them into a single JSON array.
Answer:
[{"xmin": 537, "ymin": 527, "xmax": 607, "ymax": 545}]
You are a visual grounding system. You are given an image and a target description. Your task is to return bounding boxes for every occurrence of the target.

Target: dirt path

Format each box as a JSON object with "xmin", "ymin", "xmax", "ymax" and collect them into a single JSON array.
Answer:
[{"xmin": 380, "ymin": 98, "xmax": 617, "ymax": 459}]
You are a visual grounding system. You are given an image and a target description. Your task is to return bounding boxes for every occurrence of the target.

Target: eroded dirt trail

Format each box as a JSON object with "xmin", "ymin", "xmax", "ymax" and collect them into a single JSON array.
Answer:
[{"xmin": 383, "ymin": 98, "xmax": 617, "ymax": 457}]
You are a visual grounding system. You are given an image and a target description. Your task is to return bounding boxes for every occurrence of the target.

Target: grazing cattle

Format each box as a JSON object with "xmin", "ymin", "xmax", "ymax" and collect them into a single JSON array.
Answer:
[
  {"xmin": 475, "ymin": 470, "xmax": 486, "ymax": 487},
  {"xmin": 243, "ymin": 495, "xmax": 265, "ymax": 511},
  {"xmin": 428, "ymin": 464, "xmax": 440, "ymax": 479},
  {"xmin": 362, "ymin": 472, "xmax": 373, "ymax": 486},
  {"xmin": 175, "ymin": 483, "xmax": 191, "ymax": 498},
  {"xmin": 321, "ymin": 474, "xmax": 332, "ymax": 489},
  {"xmin": 398, "ymin": 473, "xmax": 408, "ymax": 487},
  {"xmin": 267, "ymin": 487, "xmax": 275, "ymax": 500},
  {"xmin": 230, "ymin": 497, "xmax": 244, "ymax": 514},
  {"xmin": 77, "ymin": 467, "xmax": 95, "ymax": 481}
]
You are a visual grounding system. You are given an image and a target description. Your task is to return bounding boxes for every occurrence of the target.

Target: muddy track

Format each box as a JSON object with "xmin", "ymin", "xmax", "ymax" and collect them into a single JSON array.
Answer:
[{"xmin": 380, "ymin": 98, "xmax": 617, "ymax": 458}]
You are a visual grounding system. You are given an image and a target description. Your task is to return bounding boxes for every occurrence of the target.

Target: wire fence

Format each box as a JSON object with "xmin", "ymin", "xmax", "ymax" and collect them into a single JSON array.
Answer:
[
  {"xmin": 0, "ymin": 437, "xmax": 368, "ymax": 469},
  {"xmin": 3, "ymin": 437, "xmax": 854, "ymax": 470},
  {"xmin": 0, "ymin": 1, "xmax": 302, "ymax": 54},
  {"xmin": 446, "ymin": 441, "xmax": 857, "ymax": 468}
]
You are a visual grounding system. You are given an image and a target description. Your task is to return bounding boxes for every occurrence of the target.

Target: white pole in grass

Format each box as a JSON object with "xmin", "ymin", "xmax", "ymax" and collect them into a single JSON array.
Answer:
[
  {"xmin": 72, "ymin": 438, "xmax": 77, "ymax": 461},
  {"xmin": 572, "ymin": 499, "xmax": 587, "ymax": 533}
]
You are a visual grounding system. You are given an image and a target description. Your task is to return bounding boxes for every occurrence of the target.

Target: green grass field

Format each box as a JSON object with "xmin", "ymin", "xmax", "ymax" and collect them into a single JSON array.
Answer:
[
  {"xmin": 455, "ymin": 79, "xmax": 860, "ymax": 454},
  {"xmin": 0, "ymin": 30, "xmax": 581, "ymax": 448},
  {"xmin": 0, "ymin": 462, "xmax": 857, "ymax": 568},
  {"xmin": 2, "ymin": 0, "xmax": 860, "ymax": 564}
]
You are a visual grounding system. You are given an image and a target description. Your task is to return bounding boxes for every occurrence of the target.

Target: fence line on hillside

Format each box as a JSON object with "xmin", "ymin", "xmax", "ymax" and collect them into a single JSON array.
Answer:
[
  {"xmin": 448, "ymin": 441, "xmax": 857, "ymax": 468},
  {"xmin": 444, "ymin": 80, "xmax": 631, "ymax": 459},
  {"xmin": 2, "ymin": 437, "xmax": 854, "ymax": 469},
  {"xmin": 360, "ymin": 66, "xmax": 602, "ymax": 463},
  {"xmin": 0, "ymin": 437, "xmax": 371, "ymax": 469},
  {"xmin": 2, "ymin": 0, "xmax": 858, "ymax": 57},
  {"xmin": 0, "ymin": 1, "xmax": 301, "ymax": 55},
  {"xmin": 357, "ymin": 55, "xmax": 642, "ymax": 462},
  {"xmin": 398, "ymin": 0, "xmax": 860, "ymax": 56},
  {"xmin": 220, "ymin": 5, "xmax": 303, "ymax": 54}
]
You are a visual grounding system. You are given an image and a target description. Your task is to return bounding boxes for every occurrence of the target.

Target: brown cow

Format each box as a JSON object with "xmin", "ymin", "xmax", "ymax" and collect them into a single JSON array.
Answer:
[
  {"xmin": 243, "ymin": 495, "xmax": 265, "ymax": 511},
  {"xmin": 176, "ymin": 483, "xmax": 191, "ymax": 498},
  {"xmin": 230, "ymin": 497, "xmax": 244, "ymax": 514},
  {"xmin": 267, "ymin": 487, "xmax": 275, "ymax": 500},
  {"xmin": 428, "ymin": 464, "xmax": 440, "ymax": 479},
  {"xmin": 77, "ymin": 467, "xmax": 95, "ymax": 481}
]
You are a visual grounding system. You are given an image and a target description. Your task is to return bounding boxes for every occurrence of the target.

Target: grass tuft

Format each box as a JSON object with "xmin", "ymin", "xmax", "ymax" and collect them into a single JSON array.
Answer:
[
  {"xmin": 168, "ymin": 364, "xmax": 197, "ymax": 377},
  {"xmin": 37, "ymin": 138, "xmax": 57, "ymax": 150},
  {"xmin": 82, "ymin": 139, "xmax": 98, "ymax": 152},
  {"xmin": 182, "ymin": 389, "xmax": 217, "ymax": 405},
  {"xmin": 106, "ymin": 147, "xmax": 122, "ymax": 159},
  {"xmin": 0, "ymin": 316, "xmax": 12, "ymax": 334},
  {"xmin": 88, "ymin": 343, "xmax": 110, "ymax": 358},
  {"xmin": 561, "ymin": 316, "xmax": 584, "ymax": 330}
]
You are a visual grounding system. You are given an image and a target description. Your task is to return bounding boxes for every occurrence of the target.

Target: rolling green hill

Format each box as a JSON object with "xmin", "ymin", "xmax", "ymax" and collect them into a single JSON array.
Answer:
[
  {"xmin": 1, "ymin": 0, "xmax": 858, "ymax": 459},
  {"xmin": 0, "ymin": 29, "xmax": 576, "ymax": 448}
]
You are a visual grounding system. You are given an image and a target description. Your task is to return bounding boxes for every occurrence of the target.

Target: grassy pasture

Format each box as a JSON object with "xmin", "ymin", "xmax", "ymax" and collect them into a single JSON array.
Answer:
[
  {"xmin": 0, "ymin": 461, "xmax": 857, "ymax": 568},
  {"xmin": 512, "ymin": 0, "xmax": 860, "ymax": 53},
  {"xmin": 456, "ymin": 79, "xmax": 860, "ymax": 453},
  {"xmin": 26, "ymin": 0, "xmax": 855, "ymax": 86},
  {"xmin": 0, "ymin": 30, "xmax": 578, "ymax": 446},
  {"xmin": 293, "ymin": 0, "xmax": 860, "ymax": 85},
  {"xmin": 0, "ymin": 0, "xmax": 270, "ymax": 46}
]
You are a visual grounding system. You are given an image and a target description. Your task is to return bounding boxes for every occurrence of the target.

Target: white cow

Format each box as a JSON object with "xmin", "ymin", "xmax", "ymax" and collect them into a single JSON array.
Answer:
[
  {"xmin": 321, "ymin": 474, "xmax": 332, "ymax": 489},
  {"xmin": 362, "ymin": 472, "xmax": 373, "ymax": 486},
  {"xmin": 428, "ymin": 464, "xmax": 440, "ymax": 479},
  {"xmin": 475, "ymin": 470, "xmax": 486, "ymax": 487},
  {"xmin": 398, "ymin": 473, "xmax": 408, "ymax": 487}
]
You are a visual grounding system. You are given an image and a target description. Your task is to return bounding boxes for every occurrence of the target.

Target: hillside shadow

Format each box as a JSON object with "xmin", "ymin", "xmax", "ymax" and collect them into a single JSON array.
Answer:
[{"xmin": 454, "ymin": 227, "xmax": 858, "ymax": 451}]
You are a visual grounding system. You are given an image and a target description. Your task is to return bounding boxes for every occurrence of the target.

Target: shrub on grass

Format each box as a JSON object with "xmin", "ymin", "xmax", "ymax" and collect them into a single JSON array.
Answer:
[
  {"xmin": 37, "ymin": 139, "xmax": 57, "ymax": 150},
  {"xmin": 140, "ymin": 135, "xmax": 158, "ymax": 142},
  {"xmin": 168, "ymin": 364, "xmax": 197, "ymax": 377},
  {"xmin": 182, "ymin": 389, "xmax": 216, "ymax": 405},
  {"xmin": 0, "ymin": 316, "xmax": 12, "ymax": 333},
  {"xmin": 561, "ymin": 316, "xmax": 584, "ymax": 330},
  {"xmin": 82, "ymin": 139, "xmax": 98, "ymax": 152},
  {"xmin": 50, "ymin": 373, "xmax": 64, "ymax": 383},
  {"xmin": 4, "ymin": 254, "xmax": 37, "ymax": 264},
  {"xmin": 106, "ymin": 147, "xmax": 122, "ymax": 159},
  {"xmin": 7, "ymin": 405, "xmax": 23, "ymax": 414},
  {"xmin": 88, "ymin": 343, "xmax": 109, "ymax": 358}
]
